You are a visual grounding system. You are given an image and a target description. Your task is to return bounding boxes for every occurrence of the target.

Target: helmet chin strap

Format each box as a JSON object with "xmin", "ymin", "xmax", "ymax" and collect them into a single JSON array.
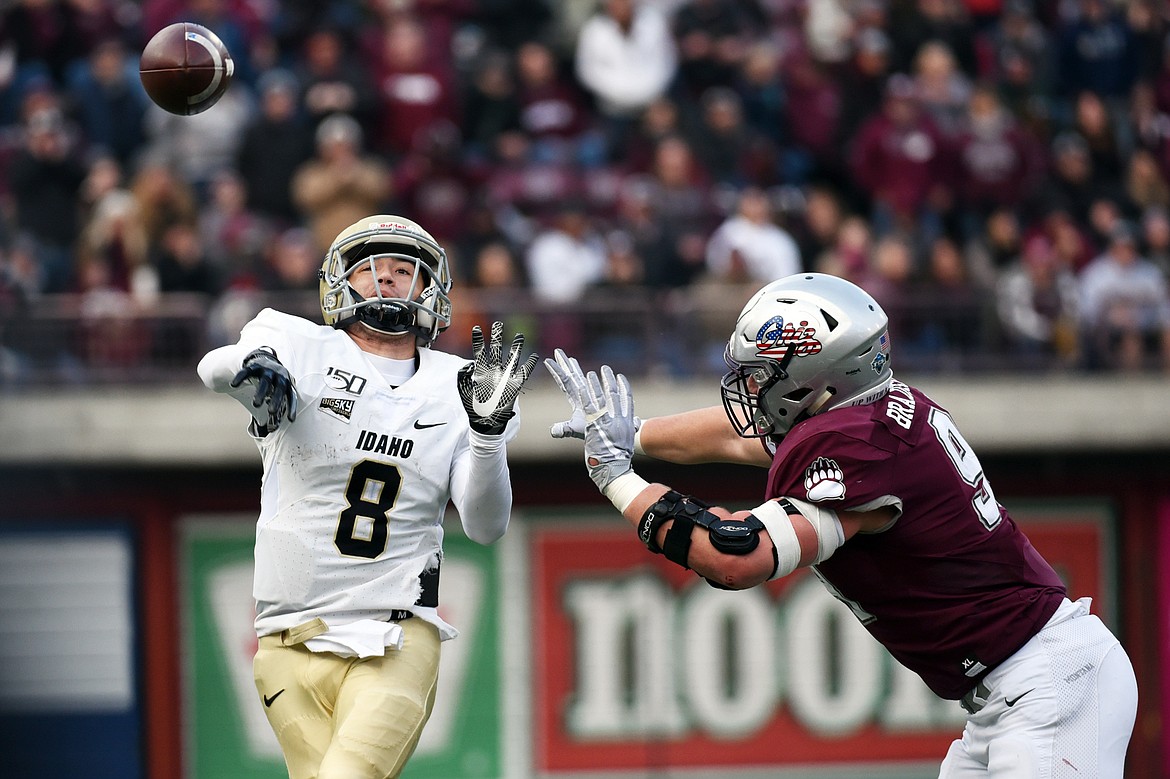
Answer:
[{"xmin": 806, "ymin": 389, "xmax": 836, "ymax": 416}]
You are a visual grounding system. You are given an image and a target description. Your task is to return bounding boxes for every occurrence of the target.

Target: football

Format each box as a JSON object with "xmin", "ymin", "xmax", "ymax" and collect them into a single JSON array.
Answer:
[{"xmin": 139, "ymin": 22, "xmax": 234, "ymax": 116}]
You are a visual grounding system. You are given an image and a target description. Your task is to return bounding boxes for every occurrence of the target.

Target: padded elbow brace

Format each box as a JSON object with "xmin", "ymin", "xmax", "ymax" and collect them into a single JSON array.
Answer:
[{"xmin": 638, "ymin": 490, "xmax": 765, "ymax": 570}]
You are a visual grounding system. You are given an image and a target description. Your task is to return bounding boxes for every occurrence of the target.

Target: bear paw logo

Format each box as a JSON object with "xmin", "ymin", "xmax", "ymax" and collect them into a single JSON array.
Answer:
[{"xmin": 803, "ymin": 456, "xmax": 846, "ymax": 501}]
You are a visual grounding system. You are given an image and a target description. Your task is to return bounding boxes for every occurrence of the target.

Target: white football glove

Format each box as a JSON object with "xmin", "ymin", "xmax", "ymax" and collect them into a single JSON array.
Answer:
[
  {"xmin": 544, "ymin": 349, "xmax": 637, "ymax": 491},
  {"xmin": 457, "ymin": 321, "xmax": 539, "ymax": 436}
]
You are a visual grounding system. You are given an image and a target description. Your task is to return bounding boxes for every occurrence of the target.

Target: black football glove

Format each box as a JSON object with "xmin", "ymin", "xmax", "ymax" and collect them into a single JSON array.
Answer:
[
  {"xmin": 457, "ymin": 321, "xmax": 539, "ymax": 436},
  {"xmin": 230, "ymin": 347, "xmax": 298, "ymax": 430}
]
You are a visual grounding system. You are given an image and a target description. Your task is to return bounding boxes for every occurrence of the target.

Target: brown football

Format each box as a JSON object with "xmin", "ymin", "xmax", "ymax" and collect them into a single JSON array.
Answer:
[{"xmin": 139, "ymin": 22, "xmax": 234, "ymax": 116}]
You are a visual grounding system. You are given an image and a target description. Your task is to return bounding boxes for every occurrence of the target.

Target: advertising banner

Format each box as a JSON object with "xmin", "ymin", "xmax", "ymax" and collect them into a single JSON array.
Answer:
[
  {"xmin": 529, "ymin": 503, "xmax": 1114, "ymax": 778},
  {"xmin": 180, "ymin": 501, "xmax": 1113, "ymax": 779}
]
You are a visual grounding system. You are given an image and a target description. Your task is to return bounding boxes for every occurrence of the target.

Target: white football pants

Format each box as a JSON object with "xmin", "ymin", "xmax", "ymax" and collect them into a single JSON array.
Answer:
[{"xmin": 938, "ymin": 597, "xmax": 1137, "ymax": 779}]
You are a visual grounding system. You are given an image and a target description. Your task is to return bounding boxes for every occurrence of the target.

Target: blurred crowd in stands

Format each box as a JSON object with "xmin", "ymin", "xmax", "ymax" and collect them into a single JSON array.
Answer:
[{"xmin": 2, "ymin": 0, "xmax": 1170, "ymax": 383}]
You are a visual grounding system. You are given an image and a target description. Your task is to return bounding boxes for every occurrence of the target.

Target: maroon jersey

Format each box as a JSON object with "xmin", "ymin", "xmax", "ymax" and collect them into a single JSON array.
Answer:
[{"xmin": 766, "ymin": 379, "xmax": 1065, "ymax": 699}]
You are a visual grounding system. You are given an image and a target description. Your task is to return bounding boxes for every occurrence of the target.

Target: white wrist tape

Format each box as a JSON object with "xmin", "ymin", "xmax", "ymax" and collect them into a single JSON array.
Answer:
[
  {"xmin": 633, "ymin": 429, "xmax": 646, "ymax": 456},
  {"xmin": 752, "ymin": 496, "xmax": 845, "ymax": 580},
  {"xmin": 602, "ymin": 470, "xmax": 651, "ymax": 513}
]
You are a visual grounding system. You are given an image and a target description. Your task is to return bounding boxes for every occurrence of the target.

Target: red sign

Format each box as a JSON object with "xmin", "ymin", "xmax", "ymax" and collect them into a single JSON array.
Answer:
[{"xmin": 531, "ymin": 506, "xmax": 1111, "ymax": 775}]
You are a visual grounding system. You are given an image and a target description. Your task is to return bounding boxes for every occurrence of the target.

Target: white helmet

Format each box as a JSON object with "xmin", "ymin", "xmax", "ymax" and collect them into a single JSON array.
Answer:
[
  {"xmin": 319, "ymin": 215, "xmax": 452, "ymax": 345},
  {"xmin": 720, "ymin": 273, "xmax": 892, "ymax": 438}
]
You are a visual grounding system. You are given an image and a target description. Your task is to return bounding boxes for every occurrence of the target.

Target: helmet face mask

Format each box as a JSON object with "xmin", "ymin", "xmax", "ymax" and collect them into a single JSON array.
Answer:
[
  {"xmin": 720, "ymin": 273, "xmax": 893, "ymax": 439},
  {"xmin": 320, "ymin": 216, "xmax": 452, "ymax": 345}
]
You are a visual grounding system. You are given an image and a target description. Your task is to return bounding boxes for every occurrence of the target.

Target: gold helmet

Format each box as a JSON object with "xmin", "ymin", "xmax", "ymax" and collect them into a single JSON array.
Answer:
[{"xmin": 319, "ymin": 215, "xmax": 453, "ymax": 345}]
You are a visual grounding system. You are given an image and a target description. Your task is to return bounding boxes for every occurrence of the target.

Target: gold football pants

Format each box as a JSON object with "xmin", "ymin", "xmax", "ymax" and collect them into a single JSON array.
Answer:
[{"xmin": 254, "ymin": 618, "xmax": 440, "ymax": 779}]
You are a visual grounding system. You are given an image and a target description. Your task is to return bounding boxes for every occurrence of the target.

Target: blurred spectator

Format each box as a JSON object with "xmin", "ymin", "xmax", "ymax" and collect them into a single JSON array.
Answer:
[
  {"xmin": 514, "ymin": 39, "xmax": 601, "ymax": 166},
  {"xmin": 637, "ymin": 134, "xmax": 719, "ymax": 288},
  {"xmin": 450, "ymin": 196, "xmax": 514, "ymax": 285},
  {"xmin": 580, "ymin": 229, "xmax": 654, "ymax": 373},
  {"xmin": 912, "ymin": 40, "xmax": 972, "ymax": 138},
  {"xmin": 1071, "ymin": 90, "xmax": 1126, "ymax": 185},
  {"xmin": 858, "ymin": 232, "xmax": 919, "ymax": 349},
  {"xmin": 1077, "ymin": 219, "xmax": 1170, "ymax": 371},
  {"xmin": 1086, "ymin": 195, "xmax": 1125, "ymax": 250},
  {"xmin": 74, "ymin": 253, "xmax": 151, "ymax": 371},
  {"xmin": 1041, "ymin": 132, "xmax": 1105, "ymax": 226},
  {"xmin": 964, "ymin": 205, "xmax": 1023, "ymax": 288},
  {"xmin": 6, "ymin": 106, "xmax": 87, "ymax": 292},
  {"xmin": 1156, "ymin": 33, "xmax": 1170, "ymax": 115},
  {"xmin": 266, "ymin": 0, "xmax": 366, "ymax": 55},
  {"xmin": 623, "ymin": 95, "xmax": 683, "ymax": 173},
  {"xmin": 795, "ymin": 185, "xmax": 845, "ymax": 271},
  {"xmin": 129, "ymin": 160, "xmax": 199, "ymax": 258},
  {"xmin": 779, "ymin": 55, "xmax": 842, "ymax": 185},
  {"xmin": 199, "ymin": 169, "xmax": 270, "ymax": 285},
  {"xmin": 1036, "ymin": 204, "xmax": 1096, "ymax": 273},
  {"xmin": 447, "ymin": 237, "xmax": 534, "ymax": 357},
  {"xmin": 235, "ymin": 68, "xmax": 315, "ymax": 226},
  {"xmin": 1126, "ymin": 0, "xmax": 1166, "ymax": 83},
  {"xmin": 996, "ymin": 233, "xmax": 1081, "ymax": 366},
  {"xmin": 474, "ymin": 0, "xmax": 554, "ymax": 53},
  {"xmin": 257, "ymin": 226, "xmax": 320, "ymax": 291},
  {"xmin": 734, "ymin": 41, "xmax": 786, "ymax": 150},
  {"xmin": 392, "ymin": 119, "xmax": 478, "ymax": 248},
  {"xmin": 367, "ymin": 14, "xmax": 458, "ymax": 159},
  {"xmin": 836, "ymin": 28, "xmax": 892, "ymax": 160},
  {"xmin": 143, "ymin": 81, "xmax": 255, "ymax": 196},
  {"xmin": 523, "ymin": 200, "xmax": 606, "ymax": 304},
  {"xmin": 152, "ymin": 220, "xmax": 221, "ymax": 296},
  {"xmin": 916, "ymin": 233, "xmax": 987, "ymax": 359},
  {"xmin": 460, "ymin": 49, "xmax": 523, "ymax": 164},
  {"xmin": 994, "ymin": 43, "xmax": 1053, "ymax": 140},
  {"xmin": 814, "ymin": 213, "xmax": 872, "ymax": 282},
  {"xmin": 0, "ymin": 0, "xmax": 94, "ymax": 95},
  {"xmin": 887, "ymin": 0, "xmax": 980, "ymax": 77},
  {"xmin": 66, "ymin": 37, "xmax": 149, "ymax": 167},
  {"xmin": 1122, "ymin": 147, "xmax": 1170, "ymax": 215},
  {"xmin": 704, "ymin": 187, "xmax": 801, "ymax": 283},
  {"xmin": 294, "ymin": 27, "xmax": 379, "ymax": 134},
  {"xmin": 291, "ymin": 113, "xmax": 391, "ymax": 255},
  {"xmin": 612, "ymin": 176, "xmax": 671, "ymax": 282},
  {"xmin": 77, "ymin": 186, "xmax": 151, "ymax": 299},
  {"xmin": 688, "ymin": 86, "xmax": 777, "ymax": 186},
  {"xmin": 671, "ymin": 0, "xmax": 761, "ymax": 100},
  {"xmin": 574, "ymin": 0, "xmax": 677, "ymax": 157},
  {"xmin": 1129, "ymin": 81, "xmax": 1170, "ymax": 180},
  {"xmin": 984, "ymin": 0, "xmax": 1054, "ymax": 95},
  {"xmin": 1141, "ymin": 205, "xmax": 1170, "ymax": 275},
  {"xmin": 849, "ymin": 73, "xmax": 954, "ymax": 242},
  {"xmin": 1055, "ymin": 0, "xmax": 1138, "ymax": 104},
  {"xmin": 953, "ymin": 84, "xmax": 1044, "ymax": 233},
  {"xmin": 803, "ymin": 0, "xmax": 854, "ymax": 65}
]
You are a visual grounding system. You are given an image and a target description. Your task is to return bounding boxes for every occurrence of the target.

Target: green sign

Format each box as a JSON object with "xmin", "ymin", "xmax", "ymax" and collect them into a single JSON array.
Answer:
[{"xmin": 181, "ymin": 516, "xmax": 504, "ymax": 779}]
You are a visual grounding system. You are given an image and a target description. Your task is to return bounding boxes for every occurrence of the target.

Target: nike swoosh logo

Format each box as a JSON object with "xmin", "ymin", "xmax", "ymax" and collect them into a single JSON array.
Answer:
[
  {"xmin": 263, "ymin": 689, "xmax": 285, "ymax": 707},
  {"xmin": 1005, "ymin": 689, "xmax": 1034, "ymax": 707},
  {"xmin": 413, "ymin": 420, "xmax": 446, "ymax": 429}
]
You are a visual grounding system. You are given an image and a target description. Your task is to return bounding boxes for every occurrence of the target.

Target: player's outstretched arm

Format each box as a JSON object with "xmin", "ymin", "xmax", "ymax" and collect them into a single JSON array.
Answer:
[
  {"xmin": 638, "ymin": 407, "xmax": 772, "ymax": 467},
  {"xmin": 544, "ymin": 350, "xmax": 884, "ymax": 589},
  {"xmin": 198, "ymin": 343, "xmax": 298, "ymax": 431},
  {"xmin": 546, "ymin": 350, "xmax": 768, "ymax": 467},
  {"xmin": 452, "ymin": 321, "xmax": 539, "ymax": 545}
]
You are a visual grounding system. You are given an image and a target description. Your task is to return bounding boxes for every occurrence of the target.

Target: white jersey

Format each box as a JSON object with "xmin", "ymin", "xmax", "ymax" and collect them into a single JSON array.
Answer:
[{"xmin": 198, "ymin": 309, "xmax": 517, "ymax": 641}]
